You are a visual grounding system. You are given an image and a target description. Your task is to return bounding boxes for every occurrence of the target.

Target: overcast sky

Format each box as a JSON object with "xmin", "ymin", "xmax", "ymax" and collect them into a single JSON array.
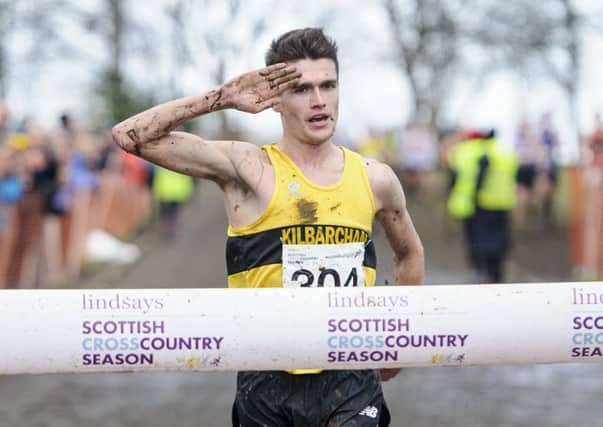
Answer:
[{"xmin": 7, "ymin": 0, "xmax": 603, "ymax": 162}]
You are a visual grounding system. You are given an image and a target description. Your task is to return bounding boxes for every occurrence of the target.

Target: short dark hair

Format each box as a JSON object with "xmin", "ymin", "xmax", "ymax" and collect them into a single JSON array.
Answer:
[{"xmin": 265, "ymin": 28, "xmax": 338, "ymax": 75}]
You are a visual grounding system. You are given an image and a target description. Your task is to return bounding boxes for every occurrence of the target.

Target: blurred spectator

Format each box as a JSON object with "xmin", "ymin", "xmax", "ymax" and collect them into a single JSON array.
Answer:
[
  {"xmin": 447, "ymin": 129, "xmax": 518, "ymax": 283},
  {"xmin": 59, "ymin": 113, "xmax": 76, "ymax": 142},
  {"xmin": 0, "ymin": 146, "xmax": 24, "ymax": 208},
  {"xmin": 151, "ymin": 166, "xmax": 194, "ymax": 241},
  {"xmin": 0, "ymin": 107, "xmax": 155, "ymax": 288},
  {"xmin": 49, "ymin": 113, "xmax": 78, "ymax": 216},
  {"xmin": 513, "ymin": 119, "xmax": 547, "ymax": 229},
  {"xmin": 396, "ymin": 124, "xmax": 438, "ymax": 197},
  {"xmin": 355, "ymin": 128, "xmax": 387, "ymax": 161},
  {"xmin": 0, "ymin": 102, "xmax": 17, "ymax": 143},
  {"xmin": 5, "ymin": 126, "xmax": 49, "ymax": 288},
  {"xmin": 588, "ymin": 113, "xmax": 603, "ymax": 166},
  {"xmin": 19, "ymin": 127, "xmax": 64, "ymax": 287},
  {"xmin": 0, "ymin": 142, "xmax": 25, "ymax": 287},
  {"xmin": 48, "ymin": 114, "xmax": 101, "ymax": 279},
  {"xmin": 537, "ymin": 112, "xmax": 560, "ymax": 226},
  {"xmin": 380, "ymin": 128, "xmax": 399, "ymax": 165}
]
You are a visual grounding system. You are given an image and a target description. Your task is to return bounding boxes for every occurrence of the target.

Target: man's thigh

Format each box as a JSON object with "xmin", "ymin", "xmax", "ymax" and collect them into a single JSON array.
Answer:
[
  {"xmin": 322, "ymin": 370, "xmax": 390, "ymax": 427},
  {"xmin": 233, "ymin": 371, "xmax": 293, "ymax": 427}
]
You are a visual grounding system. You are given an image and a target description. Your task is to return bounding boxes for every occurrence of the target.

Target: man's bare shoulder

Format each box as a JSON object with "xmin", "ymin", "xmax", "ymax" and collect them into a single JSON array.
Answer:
[
  {"xmin": 361, "ymin": 156, "xmax": 404, "ymax": 213},
  {"xmin": 363, "ymin": 157, "xmax": 398, "ymax": 190},
  {"xmin": 218, "ymin": 139, "xmax": 266, "ymax": 157},
  {"xmin": 216, "ymin": 139, "xmax": 271, "ymax": 171},
  {"xmin": 214, "ymin": 139, "xmax": 273, "ymax": 193}
]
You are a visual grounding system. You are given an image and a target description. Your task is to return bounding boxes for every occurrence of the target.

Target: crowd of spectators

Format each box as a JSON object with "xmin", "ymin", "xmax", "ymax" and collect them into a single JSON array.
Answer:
[{"xmin": 0, "ymin": 102, "xmax": 154, "ymax": 288}]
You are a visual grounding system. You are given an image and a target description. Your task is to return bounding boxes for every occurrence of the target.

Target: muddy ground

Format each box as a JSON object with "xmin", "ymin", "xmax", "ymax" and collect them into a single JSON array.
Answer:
[{"xmin": 1, "ymin": 182, "xmax": 601, "ymax": 427}]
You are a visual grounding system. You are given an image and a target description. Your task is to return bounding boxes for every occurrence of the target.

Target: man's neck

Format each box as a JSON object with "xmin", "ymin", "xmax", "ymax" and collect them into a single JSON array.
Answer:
[
  {"xmin": 278, "ymin": 138, "xmax": 344, "ymax": 186},
  {"xmin": 279, "ymin": 138, "xmax": 337, "ymax": 168}
]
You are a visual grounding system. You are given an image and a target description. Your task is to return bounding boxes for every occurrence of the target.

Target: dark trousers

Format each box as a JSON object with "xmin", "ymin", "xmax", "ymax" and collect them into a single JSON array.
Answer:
[
  {"xmin": 464, "ymin": 208, "xmax": 511, "ymax": 283},
  {"xmin": 469, "ymin": 253, "xmax": 503, "ymax": 283}
]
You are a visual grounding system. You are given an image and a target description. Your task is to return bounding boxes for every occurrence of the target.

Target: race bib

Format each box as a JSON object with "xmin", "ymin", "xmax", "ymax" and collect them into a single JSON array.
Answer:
[{"xmin": 282, "ymin": 243, "xmax": 366, "ymax": 288}]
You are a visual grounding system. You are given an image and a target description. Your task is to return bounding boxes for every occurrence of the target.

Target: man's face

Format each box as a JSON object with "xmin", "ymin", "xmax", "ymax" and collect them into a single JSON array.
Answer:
[{"xmin": 276, "ymin": 58, "xmax": 338, "ymax": 145}]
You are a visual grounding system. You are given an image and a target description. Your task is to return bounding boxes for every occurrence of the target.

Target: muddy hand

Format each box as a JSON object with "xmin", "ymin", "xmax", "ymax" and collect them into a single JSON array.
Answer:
[{"xmin": 223, "ymin": 63, "xmax": 300, "ymax": 113}]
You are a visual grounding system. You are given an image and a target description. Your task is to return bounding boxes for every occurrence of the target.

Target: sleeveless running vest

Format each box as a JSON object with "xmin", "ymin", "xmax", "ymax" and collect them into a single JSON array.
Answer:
[{"xmin": 226, "ymin": 143, "xmax": 377, "ymax": 289}]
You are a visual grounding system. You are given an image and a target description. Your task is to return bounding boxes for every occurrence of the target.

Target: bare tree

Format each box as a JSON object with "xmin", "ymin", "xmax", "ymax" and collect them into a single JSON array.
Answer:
[
  {"xmin": 0, "ymin": 0, "xmax": 16, "ymax": 98},
  {"xmin": 381, "ymin": 0, "xmax": 597, "ymax": 141},
  {"xmin": 537, "ymin": 0, "xmax": 582, "ymax": 161},
  {"xmin": 164, "ymin": 0, "xmax": 193, "ymax": 98},
  {"xmin": 67, "ymin": 0, "xmax": 159, "ymax": 123},
  {"xmin": 473, "ymin": 0, "xmax": 597, "ymax": 161},
  {"xmin": 383, "ymin": 0, "xmax": 464, "ymax": 128},
  {"xmin": 0, "ymin": 0, "xmax": 71, "ymax": 100},
  {"xmin": 167, "ymin": 0, "xmax": 281, "ymax": 137}
]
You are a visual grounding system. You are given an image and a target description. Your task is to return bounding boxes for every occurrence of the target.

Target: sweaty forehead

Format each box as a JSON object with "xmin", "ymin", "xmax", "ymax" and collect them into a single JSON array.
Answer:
[{"xmin": 288, "ymin": 58, "xmax": 337, "ymax": 82}]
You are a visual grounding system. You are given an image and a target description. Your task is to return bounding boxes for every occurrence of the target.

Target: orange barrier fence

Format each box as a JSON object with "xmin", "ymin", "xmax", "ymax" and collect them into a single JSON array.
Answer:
[
  {"xmin": 0, "ymin": 171, "xmax": 152, "ymax": 289},
  {"xmin": 568, "ymin": 166, "xmax": 603, "ymax": 279},
  {"xmin": 568, "ymin": 167, "xmax": 585, "ymax": 269}
]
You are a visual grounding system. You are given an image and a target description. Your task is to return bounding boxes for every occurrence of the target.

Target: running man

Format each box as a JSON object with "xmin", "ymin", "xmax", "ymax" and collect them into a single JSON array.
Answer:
[{"xmin": 112, "ymin": 27, "xmax": 424, "ymax": 427}]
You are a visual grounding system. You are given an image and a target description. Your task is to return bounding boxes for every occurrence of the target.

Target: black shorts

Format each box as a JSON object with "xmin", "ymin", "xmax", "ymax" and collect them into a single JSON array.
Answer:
[
  {"xmin": 517, "ymin": 165, "xmax": 536, "ymax": 189},
  {"xmin": 232, "ymin": 370, "xmax": 390, "ymax": 427}
]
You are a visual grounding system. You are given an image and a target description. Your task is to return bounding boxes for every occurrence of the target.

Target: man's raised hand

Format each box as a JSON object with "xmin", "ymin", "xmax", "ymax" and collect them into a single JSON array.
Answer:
[{"xmin": 223, "ymin": 63, "xmax": 300, "ymax": 113}]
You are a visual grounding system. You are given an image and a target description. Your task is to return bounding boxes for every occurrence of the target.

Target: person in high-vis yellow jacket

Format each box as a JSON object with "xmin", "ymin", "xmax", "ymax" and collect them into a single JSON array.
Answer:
[
  {"xmin": 152, "ymin": 166, "xmax": 194, "ymax": 240},
  {"xmin": 447, "ymin": 130, "xmax": 518, "ymax": 283}
]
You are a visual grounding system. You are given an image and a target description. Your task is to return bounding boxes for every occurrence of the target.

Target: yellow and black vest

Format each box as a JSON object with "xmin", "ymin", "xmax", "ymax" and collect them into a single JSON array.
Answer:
[{"xmin": 226, "ymin": 143, "xmax": 377, "ymax": 288}]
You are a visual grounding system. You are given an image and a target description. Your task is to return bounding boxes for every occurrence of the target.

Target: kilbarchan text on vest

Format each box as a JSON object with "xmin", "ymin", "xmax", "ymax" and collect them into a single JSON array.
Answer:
[{"xmin": 281, "ymin": 225, "xmax": 369, "ymax": 245}]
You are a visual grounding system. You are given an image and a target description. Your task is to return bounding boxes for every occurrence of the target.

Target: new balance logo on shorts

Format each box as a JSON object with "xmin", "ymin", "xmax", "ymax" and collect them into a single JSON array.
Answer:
[{"xmin": 358, "ymin": 405, "xmax": 378, "ymax": 418}]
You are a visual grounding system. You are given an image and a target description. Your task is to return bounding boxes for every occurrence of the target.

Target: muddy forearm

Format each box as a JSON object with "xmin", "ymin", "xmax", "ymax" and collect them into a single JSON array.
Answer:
[
  {"xmin": 111, "ymin": 86, "xmax": 232, "ymax": 155},
  {"xmin": 394, "ymin": 247, "xmax": 424, "ymax": 286}
]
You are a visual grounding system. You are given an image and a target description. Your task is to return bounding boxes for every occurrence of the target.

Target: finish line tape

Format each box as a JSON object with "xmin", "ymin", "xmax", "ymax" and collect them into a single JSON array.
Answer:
[{"xmin": 1, "ymin": 282, "xmax": 602, "ymax": 374}]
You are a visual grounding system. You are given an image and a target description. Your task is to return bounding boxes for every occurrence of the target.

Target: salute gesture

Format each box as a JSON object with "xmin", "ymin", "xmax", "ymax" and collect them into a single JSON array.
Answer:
[
  {"xmin": 224, "ymin": 63, "xmax": 301, "ymax": 113},
  {"xmin": 110, "ymin": 63, "xmax": 299, "ymax": 157}
]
